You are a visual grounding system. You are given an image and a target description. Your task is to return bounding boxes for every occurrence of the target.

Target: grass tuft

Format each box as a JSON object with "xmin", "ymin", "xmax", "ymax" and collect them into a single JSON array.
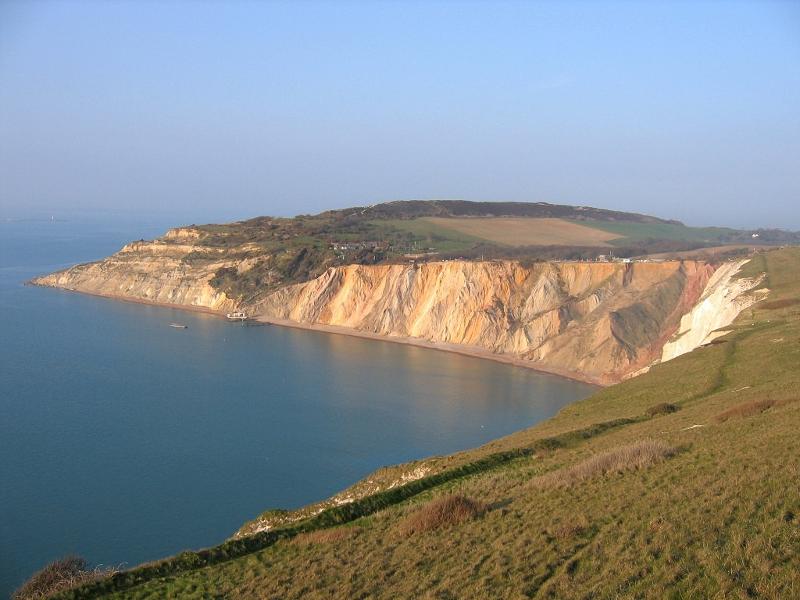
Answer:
[
  {"xmin": 400, "ymin": 495, "xmax": 488, "ymax": 535},
  {"xmin": 548, "ymin": 514, "xmax": 591, "ymax": 540},
  {"xmin": 534, "ymin": 439, "xmax": 676, "ymax": 489}
]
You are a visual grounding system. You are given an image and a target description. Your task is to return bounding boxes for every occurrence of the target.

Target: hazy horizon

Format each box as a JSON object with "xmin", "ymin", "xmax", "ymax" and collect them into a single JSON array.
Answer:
[
  {"xmin": 1, "ymin": 1, "xmax": 798, "ymax": 229},
  {"xmin": 2, "ymin": 198, "xmax": 798, "ymax": 234}
]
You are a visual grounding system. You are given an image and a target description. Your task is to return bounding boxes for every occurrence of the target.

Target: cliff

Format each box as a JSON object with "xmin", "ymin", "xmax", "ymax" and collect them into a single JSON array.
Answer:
[
  {"xmin": 660, "ymin": 260, "xmax": 767, "ymax": 362},
  {"xmin": 32, "ymin": 231, "xmax": 766, "ymax": 384},
  {"xmin": 32, "ymin": 228, "xmax": 242, "ymax": 312},
  {"xmin": 255, "ymin": 260, "xmax": 718, "ymax": 384}
]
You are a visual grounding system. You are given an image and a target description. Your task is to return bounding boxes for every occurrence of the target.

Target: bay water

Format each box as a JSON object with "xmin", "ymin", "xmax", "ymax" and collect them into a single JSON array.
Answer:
[{"xmin": 0, "ymin": 218, "xmax": 595, "ymax": 596}]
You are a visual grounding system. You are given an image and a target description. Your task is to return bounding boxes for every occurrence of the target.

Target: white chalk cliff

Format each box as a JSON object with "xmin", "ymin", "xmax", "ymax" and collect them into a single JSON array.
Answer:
[{"xmin": 660, "ymin": 260, "xmax": 767, "ymax": 362}]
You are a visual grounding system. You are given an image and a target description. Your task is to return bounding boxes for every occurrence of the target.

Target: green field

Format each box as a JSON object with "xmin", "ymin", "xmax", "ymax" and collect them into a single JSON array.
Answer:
[
  {"xmin": 40, "ymin": 247, "xmax": 800, "ymax": 599},
  {"xmin": 378, "ymin": 215, "xmax": 742, "ymax": 253},
  {"xmin": 370, "ymin": 218, "xmax": 485, "ymax": 253},
  {"xmin": 568, "ymin": 218, "xmax": 735, "ymax": 245}
]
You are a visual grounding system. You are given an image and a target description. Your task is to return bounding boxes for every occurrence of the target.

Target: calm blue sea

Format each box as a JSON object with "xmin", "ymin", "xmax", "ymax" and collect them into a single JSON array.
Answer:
[{"xmin": 0, "ymin": 218, "xmax": 595, "ymax": 596}]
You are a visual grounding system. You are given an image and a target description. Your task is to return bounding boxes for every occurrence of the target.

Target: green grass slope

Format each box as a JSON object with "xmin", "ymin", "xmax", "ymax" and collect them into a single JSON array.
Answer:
[
  {"xmin": 52, "ymin": 248, "xmax": 800, "ymax": 600},
  {"xmin": 566, "ymin": 218, "xmax": 734, "ymax": 245}
]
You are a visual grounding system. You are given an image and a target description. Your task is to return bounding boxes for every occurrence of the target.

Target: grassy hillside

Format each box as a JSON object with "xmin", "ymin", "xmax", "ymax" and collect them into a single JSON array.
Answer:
[
  {"xmin": 368, "ymin": 213, "xmax": 724, "ymax": 252},
  {"xmin": 567, "ymin": 218, "xmax": 734, "ymax": 245},
  {"xmin": 355, "ymin": 200, "xmax": 681, "ymax": 223},
  {"xmin": 380, "ymin": 213, "xmax": 786, "ymax": 251},
  {"xmin": 44, "ymin": 248, "xmax": 800, "ymax": 599}
]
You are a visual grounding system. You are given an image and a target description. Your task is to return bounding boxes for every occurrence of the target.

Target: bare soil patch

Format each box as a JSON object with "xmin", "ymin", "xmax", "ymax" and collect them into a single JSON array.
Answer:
[
  {"xmin": 421, "ymin": 217, "xmax": 619, "ymax": 247},
  {"xmin": 714, "ymin": 398, "xmax": 797, "ymax": 423},
  {"xmin": 399, "ymin": 495, "xmax": 488, "ymax": 535}
]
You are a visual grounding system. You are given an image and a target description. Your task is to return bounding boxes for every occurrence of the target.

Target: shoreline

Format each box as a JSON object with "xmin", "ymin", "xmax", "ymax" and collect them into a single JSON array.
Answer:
[
  {"xmin": 29, "ymin": 283, "xmax": 606, "ymax": 386},
  {"xmin": 255, "ymin": 315, "xmax": 607, "ymax": 386}
]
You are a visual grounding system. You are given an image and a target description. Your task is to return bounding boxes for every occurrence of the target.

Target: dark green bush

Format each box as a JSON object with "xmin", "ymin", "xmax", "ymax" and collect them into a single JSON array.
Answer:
[{"xmin": 646, "ymin": 403, "xmax": 680, "ymax": 417}]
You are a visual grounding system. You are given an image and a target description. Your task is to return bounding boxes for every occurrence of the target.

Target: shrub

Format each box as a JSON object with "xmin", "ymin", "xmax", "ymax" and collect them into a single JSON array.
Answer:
[
  {"xmin": 646, "ymin": 403, "xmax": 679, "ymax": 417},
  {"xmin": 13, "ymin": 556, "xmax": 115, "ymax": 600},
  {"xmin": 533, "ymin": 439, "xmax": 676, "ymax": 489},
  {"xmin": 400, "ymin": 495, "xmax": 488, "ymax": 535}
]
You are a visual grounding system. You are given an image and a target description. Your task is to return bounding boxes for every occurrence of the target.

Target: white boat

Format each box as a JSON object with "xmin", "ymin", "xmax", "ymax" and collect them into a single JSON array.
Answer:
[
  {"xmin": 169, "ymin": 323, "xmax": 188, "ymax": 329},
  {"xmin": 226, "ymin": 311, "xmax": 248, "ymax": 321}
]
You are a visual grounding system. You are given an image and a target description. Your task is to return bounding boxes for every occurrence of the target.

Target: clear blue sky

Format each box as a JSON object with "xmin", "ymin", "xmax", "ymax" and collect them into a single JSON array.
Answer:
[{"xmin": 1, "ymin": 1, "xmax": 798, "ymax": 228}]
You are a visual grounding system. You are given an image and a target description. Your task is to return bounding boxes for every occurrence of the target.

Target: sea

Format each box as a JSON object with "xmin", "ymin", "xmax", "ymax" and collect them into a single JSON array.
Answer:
[{"xmin": 0, "ymin": 217, "xmax": 595, "ymax": 596}]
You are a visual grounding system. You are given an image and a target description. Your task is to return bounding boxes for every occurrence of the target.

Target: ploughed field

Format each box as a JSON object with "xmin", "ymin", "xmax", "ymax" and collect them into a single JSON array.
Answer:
[
  {"xmin": 53, "ymin": 248, "xmax": 800, "ymax": 599},
  {"xmin": 388, "ymin": 214, "xmax": 750, "ymax": 249},
  {"xmin": 418, "ymin": 217, "xmax": 620, "ymax": 247}
]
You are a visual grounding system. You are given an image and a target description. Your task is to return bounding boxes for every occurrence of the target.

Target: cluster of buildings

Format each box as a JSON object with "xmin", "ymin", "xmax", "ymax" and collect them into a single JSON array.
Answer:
[
  {"xmin": 595, "ymin": 254, "xmax": 633, "ymax": 263},
  {"xmin": 327, "ymin": 242, "xmax": 668, "ymax": 265},
  {"xmin": 329, "ymin": 240, "xmax": 387, "ymax": 252}
]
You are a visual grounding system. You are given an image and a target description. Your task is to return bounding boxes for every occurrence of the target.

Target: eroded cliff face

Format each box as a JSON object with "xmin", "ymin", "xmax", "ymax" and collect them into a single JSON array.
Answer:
[
  {"xmin": 32, "ymin": 228, "xmax": 240, "ymax": 312},
  {"xmin": 33, "ymin": 232, "xmax": 768, "ymax": 384},
  {"xmin": 255, "ymin": 260, "xmax": 717, "ymax": 384}
]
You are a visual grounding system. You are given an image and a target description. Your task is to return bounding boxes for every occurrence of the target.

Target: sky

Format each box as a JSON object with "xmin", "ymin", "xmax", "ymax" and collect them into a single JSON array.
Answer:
[{"xmin": 0, "ymin": 0, "xmax": 798, "ymax": 228}]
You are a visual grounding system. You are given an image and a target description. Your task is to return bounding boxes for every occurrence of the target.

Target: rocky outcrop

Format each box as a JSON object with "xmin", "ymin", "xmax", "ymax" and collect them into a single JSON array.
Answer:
[{"xmin": 255, "ymin": 260, "xmax": 717, "ymax": 384}]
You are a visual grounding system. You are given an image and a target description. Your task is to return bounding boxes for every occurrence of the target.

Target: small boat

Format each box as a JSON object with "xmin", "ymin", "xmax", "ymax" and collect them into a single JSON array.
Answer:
[
  {"xmin": 169, "ymin": 323, "xmax": 188, "ymax": 329},
  {"xmin": 226, "ymin": 311, "xmax": 248, "ymax": 321}
]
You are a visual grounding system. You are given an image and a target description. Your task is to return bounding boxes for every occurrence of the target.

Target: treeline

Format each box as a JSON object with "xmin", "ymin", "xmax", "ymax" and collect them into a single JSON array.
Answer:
[{"xmin": 352, "ymin": 200, "xmax": 679, "ymax": 224}]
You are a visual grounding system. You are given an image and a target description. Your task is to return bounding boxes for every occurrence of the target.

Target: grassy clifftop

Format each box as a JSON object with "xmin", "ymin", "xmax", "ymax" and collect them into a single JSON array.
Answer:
[{"xmin": 48, "ymin": 247, "xmax": 800, "ymax": 599}]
